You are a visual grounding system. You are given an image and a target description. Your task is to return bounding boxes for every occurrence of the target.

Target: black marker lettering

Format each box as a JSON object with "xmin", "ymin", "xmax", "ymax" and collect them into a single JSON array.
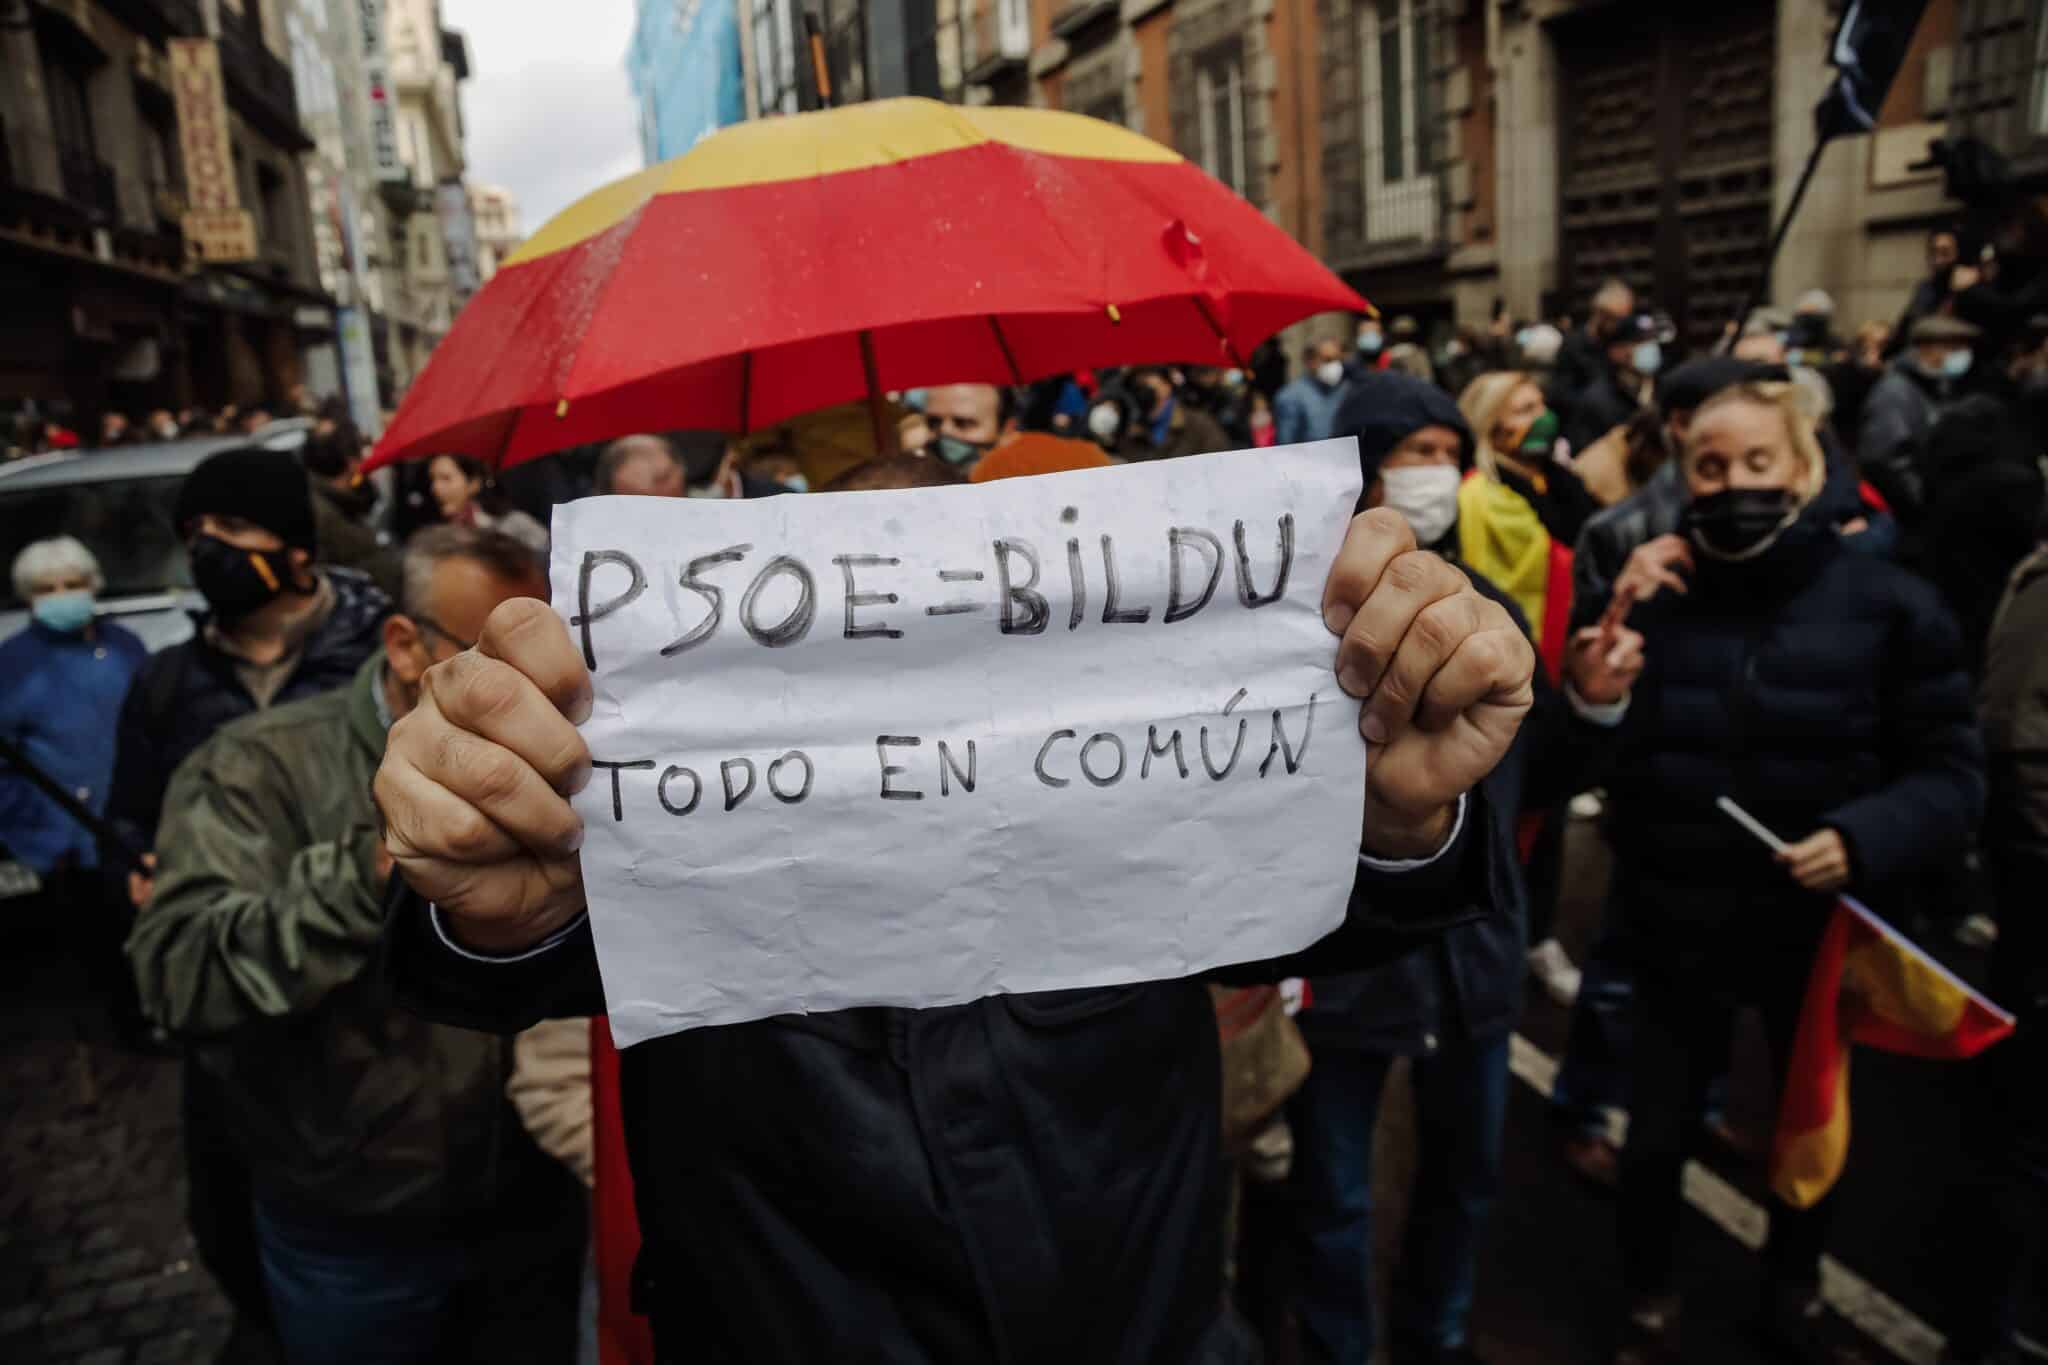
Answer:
[
  {"xmin": 720, "ymin": 757, "xmax": 757, "ymax": 810},
  {"xmin": 1200, "ymin": 688, "xmax": 1250, "ymax": 780},
  {"xmin": 767, "ymin": 750, "xmax": 815, "ymax": 803},
  {"xmin": 1066, "ymin": 537, "xmax": 1086, "ymax": 631},
  {"xmin": 994, "ymin": 539, "xmax": 1049, "ymax": 635},
  {"xmin": 1165, "ymin": 528, "xmax": 1224, "ymax": 623},
  {"xmin": 1079, "ymin": 732, "xmax": 1127, "ymax": 787},
  {"xmin": 1259, "ymin": 693, "xmax": 1318, "ymax": 777},
  {"xmin": 833, "ymin": 555, "xmax": 903, "ymax": 640},
  {"xmin": 1099, "ymin": 535, "xmax": 1150, "ymax": 623},
  {"xmin": 1034, "ymin": 729, "xmax": 1075, "ymax": 787},
  {"xmin": 938, "ymin": 739, "xmax": 977, "ymax": 796},
  {"xmin": 739, "ymin": 555, "xmax": 817, "ymax": 647},
  {"xmin": 572, "ymin": 551, "xmax": 646, "ymax": 671},
  {"xmin": 591, "ymin": 758, "xmax": 655, "ymax": 821},
  {"xmin": 876, "ymin": 735, "xmax": 923, "ymax": 800},
  {"xmin": 1233, "ymin": 515, "xmax": 1295, "ymax": 608},
  {"xmin": 657, "ymin": 765, "xmax": 701, "ymax": 816},
  {"xmin": 1143, "ymin": 725, "xmax": 1188, "ymax": 779},
  {"xmin": 661, "ymin": 544, "xmax": 750, "ymax": 658}
]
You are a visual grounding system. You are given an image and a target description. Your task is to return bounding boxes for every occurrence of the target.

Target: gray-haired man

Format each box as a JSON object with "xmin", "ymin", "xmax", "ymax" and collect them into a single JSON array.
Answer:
[{"xmin": 127, "ymin": 526, "xmax": 584, "ymax": 1365}]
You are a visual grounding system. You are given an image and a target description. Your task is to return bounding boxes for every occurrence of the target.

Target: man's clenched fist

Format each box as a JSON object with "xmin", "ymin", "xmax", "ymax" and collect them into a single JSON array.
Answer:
[{"xmin": 375, "ymin": 598, "xmax": 594, "ymax": 953}]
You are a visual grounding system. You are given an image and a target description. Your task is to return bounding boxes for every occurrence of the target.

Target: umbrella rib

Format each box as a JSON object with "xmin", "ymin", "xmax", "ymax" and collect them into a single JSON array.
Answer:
[
  {"xmin": 1191, "ymin": 294, "xmax": 1247, "ymax": 369},
  {"xmin": 987, "ymin": 316, "xmax": 1024, "ymax": 385}
]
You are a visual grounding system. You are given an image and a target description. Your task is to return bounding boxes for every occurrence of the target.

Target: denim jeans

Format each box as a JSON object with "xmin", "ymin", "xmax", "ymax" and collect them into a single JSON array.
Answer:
[
  {"xmin": 253, "ymin": 1198, "xmax": 476, "ymax": 1365},
  {"xmin": 1286, "ymin": 1033, "xmax": 1511, "ymax": 1365}
]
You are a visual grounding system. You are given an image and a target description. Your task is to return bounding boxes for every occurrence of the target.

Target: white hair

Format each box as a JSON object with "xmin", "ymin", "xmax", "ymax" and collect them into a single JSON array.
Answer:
[
  {"xmin": 12, "ymin": 535, "xmax": 102, "ymax": 601},
  {"xmin": 1518, "ymin": 323, "xmax": 1564, "ymax": 365}
]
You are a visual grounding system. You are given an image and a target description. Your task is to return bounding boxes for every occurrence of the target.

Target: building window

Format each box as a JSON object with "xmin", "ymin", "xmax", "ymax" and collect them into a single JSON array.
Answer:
[
  {"xmin": 2032, "ymin": 12, "xmax": 2048, "ymax": 136},
  {"xmin": 1195, "ymin": 43, "xmax": 1246, "ymax": 197},
  {"xmin": 257, "ymin": 161, "xmax": 288, "ymax": 255},
  {"xmin": 1361, "ymin": 0, "xmax": 1438, "ymax": 245},
  {"xmin": 900, "ymin": 0, "xmax": 941, "ymax": 99},
  {"xmin": 754, "ymin": 0, "xmax": 801, "ymax": 115},
  {"xmin": 1080, "ymin": 94, "xmax": 1126, "ymax": 128}
]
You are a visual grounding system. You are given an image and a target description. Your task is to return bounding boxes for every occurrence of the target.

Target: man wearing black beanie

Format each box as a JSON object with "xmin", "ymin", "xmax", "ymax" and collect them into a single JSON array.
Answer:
[{"xmin": 105, "ymin": 445, "xmax": 390, "ymax": 1352}]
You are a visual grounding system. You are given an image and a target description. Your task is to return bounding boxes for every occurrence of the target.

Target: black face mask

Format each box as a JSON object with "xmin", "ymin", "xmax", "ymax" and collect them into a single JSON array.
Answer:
[
  {"xmin": 1682, "ymin": 487, "xmax": 1798, "ymax": 561},
  {"xmin": 188, "ymin": 534, "xmax": 299, "ymax": 620}
]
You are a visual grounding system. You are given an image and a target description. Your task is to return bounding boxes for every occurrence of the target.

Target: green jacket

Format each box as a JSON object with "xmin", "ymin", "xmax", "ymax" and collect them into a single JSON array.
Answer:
[{"xmin": 128, "ymin": 652, "xmax": 520, "ymax": 1221}]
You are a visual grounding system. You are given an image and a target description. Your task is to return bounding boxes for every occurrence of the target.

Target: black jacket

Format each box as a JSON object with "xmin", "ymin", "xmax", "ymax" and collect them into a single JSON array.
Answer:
[
  {"xmin": 1300, "ymin": 572, "xmax": 1620, "ymax": 1054},
  {"xmin": 108, "ymin": 568, "xmax": 390, "ymax": 848},
  {"xmin": 1550, "ymin": 327, "xmax": 1611, "ymax": 412},
  {"xmin": 1570, "ymin": 462, "xmax": 1688, "ymax": 633},
  {"xmin": 1605, "ymin": 504, "xmax": 1983, "ymax": 972},
  {"xmin": 387, "ymin": 799, "xmax": 1510, "ymax": 1364},
  {"xmin": 1911, "ymin": 391, "xmax": 2047, "ymax": 674},
  {"xmin": 1857, "ymin": 359, "xmax": 1956, "ymax": 524},
  {"xmin": 1562, "ymin": 370, "xmax": 1642, "ymax": 459}
]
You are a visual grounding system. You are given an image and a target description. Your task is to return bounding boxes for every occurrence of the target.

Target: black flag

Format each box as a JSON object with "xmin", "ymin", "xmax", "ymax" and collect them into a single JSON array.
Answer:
[{"xmin": 1814, "ymin": 0, "xmax": 1935, "ymax": 141}]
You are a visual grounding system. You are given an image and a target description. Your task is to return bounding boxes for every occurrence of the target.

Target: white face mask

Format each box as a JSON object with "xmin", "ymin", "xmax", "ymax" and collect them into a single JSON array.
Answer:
[
  {"xmin": 1379, "ymin": 464, "xmax": 1462, "ymax": 547},
  {"xmin": 1086, "ymin": 402, "xmax": 1122, "ymax": 443},
  {"xmin": 1316, "ymin": 360, "xmax": 1346, "ymax": 388}
]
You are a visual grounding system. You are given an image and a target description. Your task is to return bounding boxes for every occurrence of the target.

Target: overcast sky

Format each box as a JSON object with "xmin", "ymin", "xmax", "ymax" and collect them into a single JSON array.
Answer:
[{"xmin": 442, "ymin": 0, "xmax": 644, "ymax": 236}]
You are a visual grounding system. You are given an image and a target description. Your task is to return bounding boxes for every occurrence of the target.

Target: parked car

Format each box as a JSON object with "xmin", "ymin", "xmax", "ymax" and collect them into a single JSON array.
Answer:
[{"xmin": 0, "ymin": 420, "xmax": 314, "ymax": 653}]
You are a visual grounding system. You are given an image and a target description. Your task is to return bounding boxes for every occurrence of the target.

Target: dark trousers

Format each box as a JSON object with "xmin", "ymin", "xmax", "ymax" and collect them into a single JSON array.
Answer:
[
  {"xmin": 1287, "ymin": 1034, "xmax": 1511, "ymax": 1364},
  {"xmin": 1618, "ymin": 956, "xmax": 1833, "ymax": 1302},
  {"xmin": 1940, "ymin": 1004, "xmax": 2048, "ymax": 1359},
  {"xmin": 252, "ymin": 1177, "xmax": 585, "ymax": 1365},
  {"xmin": 1941, "ymin": 861, "xmax": 2048, "ymax": 1360},
  {"xmin": 1553, "ymin": 910, "xmax": 1731, "ymax": 1142}
]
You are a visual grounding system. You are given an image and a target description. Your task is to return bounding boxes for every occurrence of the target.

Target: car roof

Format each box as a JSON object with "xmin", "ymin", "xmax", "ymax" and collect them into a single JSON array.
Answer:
[{"xmin": 0, "ymin": 419, "xmax": 315, "ymax": 494}]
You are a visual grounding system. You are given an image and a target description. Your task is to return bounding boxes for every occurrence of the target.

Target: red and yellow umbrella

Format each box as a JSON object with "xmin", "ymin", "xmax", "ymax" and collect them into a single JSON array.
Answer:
[{"xmin": 368, "ymin": 97, "xmax": 1366, "ymax": 471}]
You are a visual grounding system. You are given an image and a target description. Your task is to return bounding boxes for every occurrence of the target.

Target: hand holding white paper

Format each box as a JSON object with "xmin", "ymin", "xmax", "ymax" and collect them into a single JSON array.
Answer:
[{"xmin": 553, "ymin": 440, "xmax": 1368, "ymax": 1046}]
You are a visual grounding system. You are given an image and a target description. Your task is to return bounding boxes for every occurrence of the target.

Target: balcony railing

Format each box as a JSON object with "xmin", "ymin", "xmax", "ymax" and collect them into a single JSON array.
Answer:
[
  {"xmin": 963, "ymin": 1, "xmax": 1030, "ymax": 87},
  {"xmin": 98, "ymin": 0, "xmax": 205, "ymax": 40},
  {"xmin": 55, "ymin": 144, "xmax": 117, "ymax": 221},
  {"xmin": 215, "ymin": 14, "xmax": 311, "ymax": 150},
  {"xmin": 0, "ymin": 123, "xmax": 184, "ymax": 270}
]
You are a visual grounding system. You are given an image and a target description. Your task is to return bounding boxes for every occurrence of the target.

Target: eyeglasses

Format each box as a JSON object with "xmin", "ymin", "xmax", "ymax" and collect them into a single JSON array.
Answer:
[{"xmin": 412, "ymin": 614, "xmax": 475, "ymax": 652}]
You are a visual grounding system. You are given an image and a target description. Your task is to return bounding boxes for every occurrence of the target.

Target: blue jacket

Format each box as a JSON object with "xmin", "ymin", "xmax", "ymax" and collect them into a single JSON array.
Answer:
[
  {"xmin": 0, "ymin": 620, "xmax": 147, "ymax": 872},
  {"xmin": 1274, "ymin": 374, "xmax": 1351, "ymax": 447}
]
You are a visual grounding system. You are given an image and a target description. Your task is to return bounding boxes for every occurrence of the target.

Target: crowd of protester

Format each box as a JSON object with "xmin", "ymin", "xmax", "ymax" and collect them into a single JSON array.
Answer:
[{"xmin": 1, "ymin": 213, "xmax": 2045, "ymax": 1365}]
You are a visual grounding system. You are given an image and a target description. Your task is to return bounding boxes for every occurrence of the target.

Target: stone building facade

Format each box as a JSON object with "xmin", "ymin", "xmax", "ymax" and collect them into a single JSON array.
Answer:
[
  {"xmin": 0, "ymin": 0, "xmax": 329, "ymax": 428},
  {"xmin": 728, "ymin": 0, "xmax": 2023, "ymax": 361}
]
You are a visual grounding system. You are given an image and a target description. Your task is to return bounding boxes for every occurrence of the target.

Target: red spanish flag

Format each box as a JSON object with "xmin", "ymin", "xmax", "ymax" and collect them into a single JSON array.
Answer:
[{"xmin": 1771, "ymin": 895, "xmax": 2014, "ymax": 1208}]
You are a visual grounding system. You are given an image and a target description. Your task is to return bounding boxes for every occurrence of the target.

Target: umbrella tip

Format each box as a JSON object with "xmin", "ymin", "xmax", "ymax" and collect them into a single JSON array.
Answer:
[
  {"xmin": 1106, "ymin": 303, "xmax": 1122, "ymax": 325},
  {"xmin": 555, "ymin": 398, "xmax": 569, "ymax": 418}
]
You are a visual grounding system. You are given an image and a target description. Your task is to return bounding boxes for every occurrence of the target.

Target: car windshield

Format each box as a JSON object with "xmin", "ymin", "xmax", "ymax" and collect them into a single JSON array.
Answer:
[{"xmin": 0, "ymin": 475, "xmax": 191, "ymax": 609}]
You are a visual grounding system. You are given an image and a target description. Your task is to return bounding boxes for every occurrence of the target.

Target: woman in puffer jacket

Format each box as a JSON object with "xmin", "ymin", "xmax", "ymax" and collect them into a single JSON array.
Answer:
[{"xmin": 1602, "ymin": 382, "xmax": 1983, "ymax": 1365}]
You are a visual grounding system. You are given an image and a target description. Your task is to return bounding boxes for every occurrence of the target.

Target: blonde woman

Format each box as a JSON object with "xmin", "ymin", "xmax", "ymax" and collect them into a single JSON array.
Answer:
[
  {"xmin": 1603, "ymin": 382, "xmax": 1981, "ymax": 1364},
  {"xmin": 1455, "ymin": 370, "xmax": 1600, "ymax": 678}
]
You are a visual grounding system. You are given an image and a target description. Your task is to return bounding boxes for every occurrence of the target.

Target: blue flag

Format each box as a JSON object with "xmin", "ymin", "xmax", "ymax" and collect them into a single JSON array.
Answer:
[{"xmin": 1815, "ymin": 0, "xmax": 1935, "ymax": 141}]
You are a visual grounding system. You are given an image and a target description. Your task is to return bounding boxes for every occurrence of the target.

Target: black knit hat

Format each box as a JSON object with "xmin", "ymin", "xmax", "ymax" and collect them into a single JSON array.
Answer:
[
  {"xmin": 1332, "ymin": 369, "xmax": 1474, "ymax": 492},
  {"xmin": 174, "ymin": 447, "xmax": 318, "ymax": 551},
  {"xmin": 1655, "ymin": 357, "xmax": 1788, "ymax": 415}
]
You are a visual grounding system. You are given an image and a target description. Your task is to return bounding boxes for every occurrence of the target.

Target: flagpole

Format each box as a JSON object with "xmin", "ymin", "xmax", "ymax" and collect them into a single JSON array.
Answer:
[
  {"xmin": 1714, "ymin": 795, "xmax": 2018, "ymax": 1026},
  {"xmin": 1719, "ymin": 137, "xmax": 1830, "ymax": 354}
]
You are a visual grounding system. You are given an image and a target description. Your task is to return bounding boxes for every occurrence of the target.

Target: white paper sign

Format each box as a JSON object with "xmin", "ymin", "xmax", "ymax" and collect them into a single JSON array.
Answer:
[{"xmin": 553, "ymin": 440, "xmax": 1368, "ymax": 1046}]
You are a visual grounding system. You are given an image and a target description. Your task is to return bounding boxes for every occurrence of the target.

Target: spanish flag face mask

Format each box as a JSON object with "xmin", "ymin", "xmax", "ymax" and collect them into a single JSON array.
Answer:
[{"xmin": 187, "ymin": 534, "xmax": 299, "ymax": 621}]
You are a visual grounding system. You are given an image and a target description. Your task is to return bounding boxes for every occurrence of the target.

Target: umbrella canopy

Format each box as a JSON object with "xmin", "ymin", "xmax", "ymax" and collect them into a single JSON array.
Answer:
[{"xmin": 369, "ymin": 97, "xmax": 1367, "ymax": 471}]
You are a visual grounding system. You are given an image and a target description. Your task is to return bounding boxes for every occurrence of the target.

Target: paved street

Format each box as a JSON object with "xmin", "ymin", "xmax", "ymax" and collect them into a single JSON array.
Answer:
[
  {"xmin": 0, "ymin": 816, "xmax": 2032, "ymax": 1364},
  {"xmin": 0, "ymin": 929, "xmax": 231, "ymax": 1365}
]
